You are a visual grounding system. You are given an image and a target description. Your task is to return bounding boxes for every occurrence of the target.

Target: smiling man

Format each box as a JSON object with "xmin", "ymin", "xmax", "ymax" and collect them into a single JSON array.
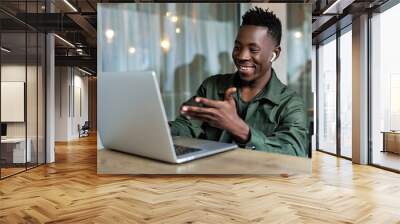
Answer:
[{"xmin": 169, "ymin": 7, "xmax": 309, "ymax": 157}]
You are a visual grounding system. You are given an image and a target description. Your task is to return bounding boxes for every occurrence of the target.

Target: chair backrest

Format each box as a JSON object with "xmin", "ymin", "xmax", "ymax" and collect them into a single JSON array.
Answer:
[{"xmin": 82, "ymin": 121, "xmax": 90, "ymax": 129}]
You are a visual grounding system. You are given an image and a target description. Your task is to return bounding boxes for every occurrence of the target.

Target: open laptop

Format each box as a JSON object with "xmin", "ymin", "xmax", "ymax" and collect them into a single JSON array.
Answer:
[{"xmin": 100, "ymin": 71, "xmax": 237, "ymax": 164}]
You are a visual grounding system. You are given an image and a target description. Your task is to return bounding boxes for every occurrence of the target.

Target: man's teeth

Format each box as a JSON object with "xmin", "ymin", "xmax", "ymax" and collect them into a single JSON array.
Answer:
[{"xmin": 240, "ymin": 66, "xmax": 253, "ymax": 70}]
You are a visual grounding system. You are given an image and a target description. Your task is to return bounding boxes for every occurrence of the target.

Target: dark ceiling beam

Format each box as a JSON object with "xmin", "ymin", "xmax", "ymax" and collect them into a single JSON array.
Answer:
[
  {"xmin": 312, "ymin": 0, "xmax": 388, "ymax": 44},
  {"xmin": 103, "ymin": 0, "xmax": 310, "ymax": 2},
  {"xmin": 12, "ymin": 13, "xmax": 82, "ymax": 32},
  {"xmin": 66, "ymin": 13, "xmax": 97, "ymax": 46},
  {"xmin": 55, "ymin": 55, "xmax": 95, "ymax": 64},
  {"xmin": 322, "ymin": 0, "xmax": 356, "ymax": 14},
  {"xmin": 78, "ymin": 66, "xmax": 97, "ymax": 75},
  {"xmin": 50, "ymin": 0, "xmax": 97, "ymax": 47},
  {"xmin": 0, "ymin": 8, "xmax": 38, "ymax": 31},
  {"xmin": 86, "ymin": 0, "xmax": 97, "ymax": 11},
  {"xmin": 55, "ymin": 47, "xmax": 96, "ymax": 57},
  {"xmin": 55, "ymin": 55, "xmax": 96, "ymax": 71},
  {"xmin": 1, "ymin": 56, "xmax": 43, "ymax": 64},
  {"xmin": 1, "ymin": 1, "xmax": 83, "ymax": 33},
  {"xmin": 312, "ymin": 15, "xmax": 335, "ymax": 33},
  {"xmin": 0, "ymin": 18, "xmax": 27, "ymax": 31},
  {"xmin": 312, "ymin": 0, "xmax": 355, "ymax": 34},
  {"xmin": 312, "ymin": 14, "xmax": 352, "ymax": 45},
  {"xmin": 52, "ymin": 0, "xmax": 78, "ymax": 13},
  {"xmin": 4, "ymin": 12, "xmax": 96, "ymax": 48}
]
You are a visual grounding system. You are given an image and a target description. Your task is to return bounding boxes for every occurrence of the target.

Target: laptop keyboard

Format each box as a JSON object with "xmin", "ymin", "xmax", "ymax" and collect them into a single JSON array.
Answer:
[{"xmin": 174, "ymin": 145, "xmax": 202, "ymax": 156}]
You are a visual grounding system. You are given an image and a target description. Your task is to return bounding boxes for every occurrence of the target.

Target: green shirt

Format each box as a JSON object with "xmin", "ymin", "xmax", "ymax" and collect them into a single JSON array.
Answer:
[{"xmin": 169, "ymin": 70, "xmax": 309, "ymax": 157}]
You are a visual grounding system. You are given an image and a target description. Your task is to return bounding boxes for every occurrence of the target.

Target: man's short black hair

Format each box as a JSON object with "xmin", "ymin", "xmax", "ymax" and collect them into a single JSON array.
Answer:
[{"xmin": 241, "ymin": 7, "xmax": 282, "ymax": 46}]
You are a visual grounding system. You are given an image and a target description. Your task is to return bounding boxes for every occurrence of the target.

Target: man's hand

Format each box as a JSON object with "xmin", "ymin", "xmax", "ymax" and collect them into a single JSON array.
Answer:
[{"xmin": 180, "ymin": 87, "xmax": 250, "ymax": 143}]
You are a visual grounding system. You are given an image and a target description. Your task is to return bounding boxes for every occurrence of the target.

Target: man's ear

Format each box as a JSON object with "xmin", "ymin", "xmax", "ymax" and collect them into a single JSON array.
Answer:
[
  {"xmin": 271, "ymin": 46, "xmax": 281, "ymax": 62},
  {"xmin": 270, "ymin": 52, "xmax": 277, "ymax": 62}
]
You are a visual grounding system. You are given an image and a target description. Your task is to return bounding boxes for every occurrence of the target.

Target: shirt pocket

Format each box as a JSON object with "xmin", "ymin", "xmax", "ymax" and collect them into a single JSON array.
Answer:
[{"xmin": 253, "ymin": 104, "xmax": 278, "ymax": 136}]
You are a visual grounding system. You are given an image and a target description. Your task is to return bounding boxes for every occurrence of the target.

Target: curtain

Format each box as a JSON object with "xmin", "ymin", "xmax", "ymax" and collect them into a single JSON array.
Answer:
[{"xmin": 99, "ymin": 3, "xmax": 238, "ymax": 120}]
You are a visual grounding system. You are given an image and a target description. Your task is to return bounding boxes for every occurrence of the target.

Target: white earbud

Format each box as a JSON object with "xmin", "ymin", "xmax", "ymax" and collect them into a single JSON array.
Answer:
[{"xmin": 270, "ymin": 52, "xmax": 277, "ymax": 63}]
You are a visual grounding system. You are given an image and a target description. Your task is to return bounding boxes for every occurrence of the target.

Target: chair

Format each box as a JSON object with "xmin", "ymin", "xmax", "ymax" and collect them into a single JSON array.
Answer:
[{"xmin": 79, "ymin": 121, "xmax": 90, "ymax": 138}]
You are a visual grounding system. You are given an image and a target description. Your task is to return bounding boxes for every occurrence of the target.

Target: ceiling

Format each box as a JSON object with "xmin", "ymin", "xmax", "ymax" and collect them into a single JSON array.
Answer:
[
  {"xmin": 311, "ymin": 0, "xmax": 390, "ymax": 44},
  {"xmin": 0, "ymin": 0, "xmax": 394, "ymax": 75}
]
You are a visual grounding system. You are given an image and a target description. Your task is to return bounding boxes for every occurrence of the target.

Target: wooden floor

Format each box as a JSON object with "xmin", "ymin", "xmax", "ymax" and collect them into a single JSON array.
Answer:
[
  {"xmin": 1, "ymin": 167, "xmax": 26, "ymax": 178},
  {"xmin": 1, "ymin": 163, "xmax": 45, "ymax": 178},
  {"xmin": 1, "ymin": 135, "xmax": 400, "ymax": 223}
]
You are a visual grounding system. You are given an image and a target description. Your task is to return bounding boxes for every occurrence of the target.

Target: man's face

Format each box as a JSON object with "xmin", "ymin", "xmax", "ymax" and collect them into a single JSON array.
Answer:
[{"xmin": 232, "ymin": 25, "xmax": 277, "ymax": 83}]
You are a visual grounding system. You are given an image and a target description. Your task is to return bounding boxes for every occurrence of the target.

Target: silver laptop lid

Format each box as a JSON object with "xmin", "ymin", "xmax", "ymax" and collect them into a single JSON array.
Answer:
[{"xmin": 100, "ymin": 71, "xmax": 177, "ymax": 163}]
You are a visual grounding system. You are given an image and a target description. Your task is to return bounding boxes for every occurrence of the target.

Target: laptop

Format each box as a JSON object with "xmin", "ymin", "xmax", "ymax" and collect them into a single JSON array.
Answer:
[{"xmin": 100, "ymin": 71, "xmax": 237, "ymax": 164}]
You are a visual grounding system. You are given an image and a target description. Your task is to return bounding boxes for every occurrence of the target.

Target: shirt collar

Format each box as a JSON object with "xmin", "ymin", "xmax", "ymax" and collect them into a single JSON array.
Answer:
[
  {"xmin": 217, "ymin": 69, "xmax": 285, "ymax": 105},
  {"xmin": 257, "ymin": 69, "xmax": 286, "ymax": 104}
]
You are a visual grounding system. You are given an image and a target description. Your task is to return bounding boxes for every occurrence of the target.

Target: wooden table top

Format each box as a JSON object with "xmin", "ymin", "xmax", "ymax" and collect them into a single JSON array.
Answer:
[{"xmin": 97, "ymin": 148, "xmax": 312, "ymax": 176}]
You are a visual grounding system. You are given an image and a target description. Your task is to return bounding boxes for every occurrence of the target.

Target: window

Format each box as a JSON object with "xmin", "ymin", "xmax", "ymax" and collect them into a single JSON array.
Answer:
[
  {"xmin": 339, "ymin": 28, "xmax": 352, "ymax": 158},
  {"xmin": 0, "ymin": 1, "xmax": 46, "ymax": 179},
  {"xmin": 317, "ymin": 36, "xmax": 337, "ymax": 154},
  {"xmin": 371, "ymin": 3, "xmax": 400, "ymax": 171}
]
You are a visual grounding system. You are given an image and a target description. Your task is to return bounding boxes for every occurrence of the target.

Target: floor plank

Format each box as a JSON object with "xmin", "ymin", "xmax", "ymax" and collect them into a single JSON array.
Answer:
[{"xmin": 1, "ymin": 134, "xmax": 400, "ymax": 223}]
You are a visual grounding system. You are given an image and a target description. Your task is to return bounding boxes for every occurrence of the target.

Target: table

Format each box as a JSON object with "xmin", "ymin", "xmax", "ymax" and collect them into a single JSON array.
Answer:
[
  {"xmin": 382, "ymin": 131, "xmax": 400, "ymax": 154},
  {"xmin": 98, "ymin": 148, "xmax": 312, "ymax": 176},
  {"xmin": 1, "ymin": 138, "xmax": 32, "ymax": 164}
]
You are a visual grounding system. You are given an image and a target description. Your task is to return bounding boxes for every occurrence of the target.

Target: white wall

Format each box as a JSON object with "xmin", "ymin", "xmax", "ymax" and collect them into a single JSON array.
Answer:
[
  {"xmin": 55, "ymin": 67, "xmax": 69, "ymax": 141},
  {"xmin": 72, "ymin": 73, "xmax": 89, "ymax": 138},
  {"xmin": 55, "ymin": 67, "xmax": 89, "ymax": 141},
  {"xmin": 1, "ymin": 65, "xmax": 37, "ymax": 138},
  {"xmin": 1, "ymin": 64, "xmax": 46, "ymax": 163}
]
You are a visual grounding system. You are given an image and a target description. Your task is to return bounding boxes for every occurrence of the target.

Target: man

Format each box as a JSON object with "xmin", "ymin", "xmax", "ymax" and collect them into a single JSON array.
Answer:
[{"xmin": 169, "ymin": 7, "xmax": 308, "ymax": 157}]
